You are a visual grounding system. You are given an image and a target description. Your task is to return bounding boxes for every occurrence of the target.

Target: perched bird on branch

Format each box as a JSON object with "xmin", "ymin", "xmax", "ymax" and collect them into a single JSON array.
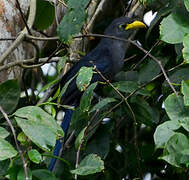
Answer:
[{"xmin": 49, "ymin": 16, "xmax": 146, "ymax": 171}]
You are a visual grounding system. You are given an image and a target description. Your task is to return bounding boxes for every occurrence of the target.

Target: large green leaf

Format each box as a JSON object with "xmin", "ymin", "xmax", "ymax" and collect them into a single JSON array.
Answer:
[
  {"xmin": 138, "ymin": 57, "xmax": 168, "ymax": 83},
  {"xmin": 0, "ymin": 138, "xmax": 17, "ymax": 160},
  {"xmin": 34, "ymin": 0, "xmax": 55, "ymax": 30},
  {"xmin": 160, "ymin": 13, "xmax": 189, "ymax": 44},
  {"xmin": 154, "ymin": 120, "xmax": 181, "ymax": 148},
  {"xmin": 70, "ymin": 154, "xmax": 104, "ymax": 175},
  {"xmin": 0, "ymin": 80, "xmax": 20, "ymax": 118},
  {"xmin": 15, "ymin": 117, "xmax": 56, "ymax": 151},
  {"xmin": 76, "ymin": 67, "xmax": 93, "ymax": 92},
  {"xmin": 57, "ymin": 0, "xmax": 90, "ymax": 42},
  {"xmin": 14, "ymin": 106, "xmax": 63, "ymax": 137},
  {"xmin": 130, "ymin": 97, "xmax": 159, "ymax": 125},
  {"xmin": 161, "ymin": 133, "xmax": 189, "ymax": 167},
  {"xmin": 164, "ymin": 94, "xmax": 189, "ymax": 132}
]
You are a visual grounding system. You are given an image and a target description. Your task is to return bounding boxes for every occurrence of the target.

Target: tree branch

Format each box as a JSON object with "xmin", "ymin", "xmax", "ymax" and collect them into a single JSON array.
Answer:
[
  {"xmin": 90, "ymin": 62, "xmax": 142, "ymax": 178},
  {"xmin": 15, "ymin": 0, "xmax": 31, "ymax": 34},
  {"xmin": 0, "ymin": 0, "xmax": 36, "ymax": 64},
  {"xmin": 0, "ymin": 106, "xmax": 29, "ymax": 180}
]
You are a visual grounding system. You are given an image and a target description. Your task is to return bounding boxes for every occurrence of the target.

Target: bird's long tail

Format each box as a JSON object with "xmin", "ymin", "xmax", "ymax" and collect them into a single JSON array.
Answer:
[{"xmin": 48, "ymin": 109, "xmax": 73, "ymax": 171}]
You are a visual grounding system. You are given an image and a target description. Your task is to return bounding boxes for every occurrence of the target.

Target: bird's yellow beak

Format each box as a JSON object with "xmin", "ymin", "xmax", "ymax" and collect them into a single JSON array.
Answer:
[{"xmin": 125, "ymin": 20, "xmax": 146, "ymax": 30}]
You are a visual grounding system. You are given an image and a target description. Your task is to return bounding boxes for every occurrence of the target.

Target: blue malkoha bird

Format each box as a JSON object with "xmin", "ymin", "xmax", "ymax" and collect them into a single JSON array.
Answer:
[{"xmin": 49, "ymin": 17, "xmax": 146, "ymax": 171}]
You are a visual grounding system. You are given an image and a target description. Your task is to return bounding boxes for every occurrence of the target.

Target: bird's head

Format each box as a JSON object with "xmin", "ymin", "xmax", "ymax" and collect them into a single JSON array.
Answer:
[{"xmin": 104, "ymin": 17, "xmax": 146, "ymax": 39}]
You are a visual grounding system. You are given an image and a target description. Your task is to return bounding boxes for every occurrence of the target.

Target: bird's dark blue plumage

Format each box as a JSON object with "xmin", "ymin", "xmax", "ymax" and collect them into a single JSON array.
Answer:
[
  {"xmin": 49, "ymin": 17, "xmax": 146, "ymax": 171},
  {"xmin": 49, "ymin": 109, "xmax": 73, "ymax": 171}
]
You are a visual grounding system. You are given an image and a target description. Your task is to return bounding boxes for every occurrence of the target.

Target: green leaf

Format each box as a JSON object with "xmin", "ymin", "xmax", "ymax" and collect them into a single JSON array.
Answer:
[
  {"xmin": 76, "ymin": 67, "xmax": 93, "ymax": 91},
  {"xmin": 90, "ymin": 98, "xmax": 117, "ymax": 113},
  {"xmin": 160, "ymin": 13, "xmax": 189, "ymax": 44},
  {"xmin": 0, "ymin": 80, "xmax": 20, "ymax": 118},
  {"xmin": 114, "ymin": 71, "xmax": 138, "ymax": 82},
  {"xmin": 85, "ymin": 126, "xmax": 110, "ymax": 159},
  {"xmin": 181, "ymin": 80, "xmax": 189, "ymax": 106},
  {"xmin": 39, "ymin": 78, "xmax": 60, "ymax": 95},
  {"xmin": 28, "ymin": 149, "xmax": 42, "ymax": 164},
  {"xmin": 154, "ymin": 120, "xmax": 181, "ymax": 148},
  {"xmin": 14, "ymin": 106, "xmax": 63, "ymax": 138},
  {"xmin": 164, "ymin": 94, "xmax": 185, "ymax": 121},
  {"xmin": 15, "ymin": 117, "xmax": 56, "ymax": 151},
  {"xmin": 32, "ymin": 169, "xmax": 58, "ymax": 180},
  {"xmin": 113, "ymin": 81, "xmax": 150, "ymax": 96},
  {"xmin": 57, "ymin": 0, "xmax": 90, "ymax": 42},
  {"xmin": 184, "ymin": 0, "xmax": 189, "ymax": 12},
  {"xmin": 0, "ymin": 127, "xmax": 9, "ymax": 139},
  {"xmin": 183, "ymin": 34, "xmax": 189, "ymax": 63},
  {"xmin": 138, "ymin": 57, "xmax": 168, "ymax": 83},
  {"xmin": 17, "ymin": 132, "xmax": 27, "ymax": 143},
  {"xmin": 161, "ymin": 133, "xmax": 189, "ymax": 167},
  {"xmin": 0, "ymin": 159, "xmax": 10, "ymax": 177},
  {"xmin": 75, "ymin": 127, "xmax": 87, "ymax": 150},
  {"xmin": 164, "ymin": 94, "xmax": 189, "ymax": 132},
  {"xmin": 70, "ymin": 154, "xmax": 104, "ymax": 175},
  {"xmin": 131, "ymin": 97, "xmax": 159, "ymax": 125},
  {"xmin": 8, "ymin": 166, "xmax": 20, "ymax": 180},
  {"xmin": 17, "ymin": 168, "xmax": 32, "ymax": 180},
  {"xmin": 80, "ymin": 82, "xmax": 97, "ymax": 112},
  {"xmin": 70, "ymin": 108, "xmax": 87, "ymax": 135},
  {"xmin": 58, "ymin": 74, "xmax": 77, "ymax": 103},
  {"xmin": 0, "ymin": 138, "xmax": 17, "ymax": 160},
  {"xmin": 57, "ymin": 56, "xmax": 67, "ymax": 74},
  {"xmin": 34, "ymin": 0, "xmax": 55, "ymax": 30}
]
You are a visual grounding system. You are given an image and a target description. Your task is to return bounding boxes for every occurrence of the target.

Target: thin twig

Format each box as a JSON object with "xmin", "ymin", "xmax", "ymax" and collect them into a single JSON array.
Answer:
[
  {"xmin": 26, "ymin": 35, "xmax": 59, "ymax": 41},
  {"xmin": 20, "ymin": 42, "xmax": 63, "ymax": 69},
  {"xmin": 129, "ymin": 40, "xmax": 178, "ymax": 96},
  {"xmin": 13, "ymin": 32, "xmax": 177, "ymax": 97},
  {"xmin": 75, "ymin": 137, "xmax": 84, "ymax": 180},
  {"xmin": 15, "ymin": 0, "xmax": 31, "ymax": 34},
  {"xmin": 0, "ymin": 57, "xmax": 62, "ymax": 72},
  {"xmin": 132, "ymin": 40, "xmax": 160, "ymax": 70},
  {"xmin": 75, "ymin": 110, "xmax": 99, "ymax": 180},
  {"xmin": 124, "ymin": 54, "xmax": 137, "ymax": 62},
  {"xmin": 127, "ymin": 61, "xmax": 185, "ymax": 100},
  {"xmin": 0, "ymin": 106, "xmax": 29, "ymax": 180},
  {"xmin": 57, "ymin": 0, "xmax": 68, "ymax": 7},
  {"xmin": 0, "ymin": 38, "xmax": 16, "ymax": 41}
]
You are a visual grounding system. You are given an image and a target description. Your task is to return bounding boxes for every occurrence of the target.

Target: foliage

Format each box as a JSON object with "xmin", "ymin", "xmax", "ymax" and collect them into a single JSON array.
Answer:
[
  {"xmin": 1, "ymin": 0, "xmax": 189, "ymax": 179},
  {"xmin": 57, "ymin": 0, "xmax": 91, "ymax": 42}
]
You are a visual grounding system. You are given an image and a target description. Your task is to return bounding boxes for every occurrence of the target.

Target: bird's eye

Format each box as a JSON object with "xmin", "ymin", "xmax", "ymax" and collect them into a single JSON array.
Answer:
[{"xmin": 119, "ymin": 24, "xmax": 126, "ymax": 29}]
